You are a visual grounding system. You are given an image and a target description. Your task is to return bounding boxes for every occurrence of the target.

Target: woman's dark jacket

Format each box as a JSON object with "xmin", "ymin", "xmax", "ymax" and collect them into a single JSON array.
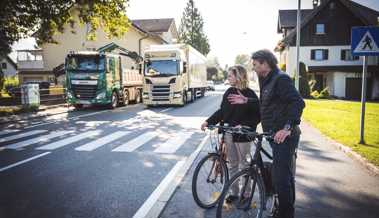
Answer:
[{"xmin": 206, "ymin": 87, "xmax": 260, "ymax": 142}]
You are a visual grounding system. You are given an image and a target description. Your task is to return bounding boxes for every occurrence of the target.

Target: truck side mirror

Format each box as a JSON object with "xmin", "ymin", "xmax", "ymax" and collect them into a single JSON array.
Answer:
[{"xmin": 183, "ymin": 62, "xmax": 187, "ymax": 74}]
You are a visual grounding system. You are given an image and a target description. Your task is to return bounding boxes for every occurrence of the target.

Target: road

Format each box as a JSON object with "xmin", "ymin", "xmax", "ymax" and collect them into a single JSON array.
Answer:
[
  {"xmin": 0, "ymin": 86, "xmax": 225, "ymax": 218},
  {"xmin": 1, "ymin": 84, "xmax": 379, "ymax": 218}
]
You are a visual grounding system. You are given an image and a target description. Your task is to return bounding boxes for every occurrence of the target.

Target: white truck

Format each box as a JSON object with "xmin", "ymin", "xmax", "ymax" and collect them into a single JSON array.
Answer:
[{"xmin": 142, "ymin": 44, "xmax": 207, "ymax": 106}]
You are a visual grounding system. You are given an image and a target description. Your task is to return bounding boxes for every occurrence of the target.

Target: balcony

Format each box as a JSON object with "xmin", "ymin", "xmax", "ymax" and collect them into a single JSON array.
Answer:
[{"xmin": 17, "ymin": 49, "xmax": 44, "ymax": 70}]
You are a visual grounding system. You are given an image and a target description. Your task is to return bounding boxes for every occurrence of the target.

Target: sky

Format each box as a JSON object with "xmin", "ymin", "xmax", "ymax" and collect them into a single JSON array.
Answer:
[{"xmin": 11, "ymin": 0, "xmax": 379, "ymax": 66}]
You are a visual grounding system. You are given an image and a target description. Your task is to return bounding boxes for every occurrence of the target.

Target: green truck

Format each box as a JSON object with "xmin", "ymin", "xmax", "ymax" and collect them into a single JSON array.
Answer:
[{"xmin": 65, "ymin": 43, "xmax": 143, "ymax": 109}]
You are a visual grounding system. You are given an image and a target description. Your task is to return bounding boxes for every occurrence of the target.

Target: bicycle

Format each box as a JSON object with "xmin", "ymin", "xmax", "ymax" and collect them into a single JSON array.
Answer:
[
  {"xmin": 215, "ymin": 126, "xmax": 279, "ymax": 218},
  {"xmin": 191, "ymin": 124, "xmax": 236, "ymax": 208}
]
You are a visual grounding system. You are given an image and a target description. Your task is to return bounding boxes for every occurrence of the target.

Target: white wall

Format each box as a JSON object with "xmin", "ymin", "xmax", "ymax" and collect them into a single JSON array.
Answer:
[
  {"xmin": 285, "ymin": 45, "xmax": 378, "ymax": 76},
  {"xmin": 1, "ymin": 59, "xmax": 17, "ymax": 77}
]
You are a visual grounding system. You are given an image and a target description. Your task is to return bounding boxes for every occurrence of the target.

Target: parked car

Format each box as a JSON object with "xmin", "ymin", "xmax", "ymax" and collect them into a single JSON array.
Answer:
[{"xmin": 207, "ymin": 80, "xmax": 215, "ymax": 91}]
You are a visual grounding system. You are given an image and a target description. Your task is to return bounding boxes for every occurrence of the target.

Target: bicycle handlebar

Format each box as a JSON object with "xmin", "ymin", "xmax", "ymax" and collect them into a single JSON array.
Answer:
[{"xmin": 207, "ymin": 125, "xmax": 273, "ymax": 139}]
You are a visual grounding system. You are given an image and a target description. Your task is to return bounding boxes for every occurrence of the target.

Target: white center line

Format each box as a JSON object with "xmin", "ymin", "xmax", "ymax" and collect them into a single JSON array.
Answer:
[
  {"xmin": 112, "ymin": 132, "xmax": 158, "ymax": 152},
  {"xmin": 154, "ymin": 132, "xmax": 193, "ymax": 154},
  {"xmin": 36, "ymin": 130, "xmax": 101, "ymax": 150},
  {"xmin": 0, "ymin": 130, "xmax": 48, "ymax": 143},
  {"xmin": 132, "ymin": 160, "xmax": 186, "ymax": 218},
  {"xmin": 75, "ymin": 131, "xmax": 130, "ymax": 151},
  {"xmin": 5, "ymin": 130, "xmax": 74, "ymax": 150},
  {"xmin": 0, "ymin": 152, "xmax": 51, "ymax": 172}
]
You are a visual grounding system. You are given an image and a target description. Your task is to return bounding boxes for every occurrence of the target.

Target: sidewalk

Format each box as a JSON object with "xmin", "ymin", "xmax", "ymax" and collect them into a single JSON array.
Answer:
[
  {"xmin": 160, "ymin": 122, "xmax": 379, "ymax": 218},
  {"xmin": 0, "ymin": 104, "xmax": 72, "ymax": 124}
]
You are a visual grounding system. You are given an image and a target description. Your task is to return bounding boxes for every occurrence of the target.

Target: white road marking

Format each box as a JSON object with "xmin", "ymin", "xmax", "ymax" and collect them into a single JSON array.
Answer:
[
  {"xmin": 112, "ymin": 132, "xmax": 158, "ymax": 152},
  {"xmin": 0, "ymin": 130, "xmax": 48, "ymax": 143},
  {"xmin": 0, "ymin": 152, "xmax": 51, "ymax": 172},
  {"xmin": 0, "ymin": 129, "xmax": 20, "ymax": 136},
  {"xmin": 75, "ymin": 131, "xmax": 130, "ymax": 151},
  {"xmin": 132, "ymin": 160, "xmax": 186, "ymax": 218},
  {"xmin": 134, "ymin": 135, "xmax": 209, "ymax": 218},
  {"xmin": 23, "ymin": 105, "xmax": 143, "ymax": 129},
  {"xmin": 5, "ymin": 130, "xmax": 74, "ymax": 150},
  {"xmin": 36, "ymin": 130, "xmax": 101, "ymax": 150},
  {"xmin": 159, "ymin": 108, "xmax": 173, "ymax": 113},
  {"xmin": 154, "ymin": 132, "xmax": 193, "ymax": 154}
]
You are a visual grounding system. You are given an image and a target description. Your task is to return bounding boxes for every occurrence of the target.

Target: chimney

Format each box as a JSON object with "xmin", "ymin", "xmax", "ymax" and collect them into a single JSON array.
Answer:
[{"xmin": 312, "ymin": 0, "xmax": 319, "ymax": 9}]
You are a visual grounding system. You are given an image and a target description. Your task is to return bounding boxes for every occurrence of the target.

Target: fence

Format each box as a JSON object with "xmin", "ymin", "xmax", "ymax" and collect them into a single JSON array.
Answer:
[{"xmin": 0, "ymin": 86, "xmax": 66, "ymax": 107}]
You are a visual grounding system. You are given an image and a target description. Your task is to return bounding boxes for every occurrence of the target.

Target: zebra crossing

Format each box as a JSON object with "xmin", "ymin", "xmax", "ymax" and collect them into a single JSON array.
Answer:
[{"xmin": 0, "ymin": 127, "xmax": 201, "ymax": 155}]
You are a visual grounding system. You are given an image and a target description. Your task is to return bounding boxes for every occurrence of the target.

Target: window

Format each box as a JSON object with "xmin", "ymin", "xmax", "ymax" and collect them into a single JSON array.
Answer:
[
  {"xmin": 341, "ymin": 49, "xmax": 359, "ymax": 61},
  {"xmin": 316, "ymin": 24, "xmax": 325, "ymax": 34},
  {"xmin": 1, "ymin": 62, "xmax": 6, "ymax": 69},
  {"xmin": 311, "ymin": 49, "xmax": 328, "ymax": 61}
]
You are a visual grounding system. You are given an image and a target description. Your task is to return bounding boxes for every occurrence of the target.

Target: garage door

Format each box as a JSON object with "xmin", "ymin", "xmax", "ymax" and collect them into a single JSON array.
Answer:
[{"xmin": 345, "ymin": 78, "xmax": 372, "ymax": 100}]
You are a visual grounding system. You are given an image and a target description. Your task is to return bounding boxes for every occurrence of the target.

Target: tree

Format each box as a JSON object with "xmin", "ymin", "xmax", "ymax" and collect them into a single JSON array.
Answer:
[
  {"xmin": 234, "ymin": 54, "xmax": 253, "ymax": 72},
  {"xmin": 178, "ymin": 0, "xmax": 210, "ymax": 55},
  {"xmin": 298, "ymin": 62, "xmax": 310, "ymax": 98},
  {"xmin": 206, "ymin": 57, "xmax": 221, "ymax": 81},
  {"xmin": 0, "ymin": 0, "xmax": 131, "ymax": 58}
]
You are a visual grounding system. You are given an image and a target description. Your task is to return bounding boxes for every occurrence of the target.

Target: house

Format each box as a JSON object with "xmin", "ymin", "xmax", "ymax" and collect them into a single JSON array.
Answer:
[
  {"xmin": 0, "ymin": 56, "xmax": 17, "ymax": 77},
  {"xmin": 17, "ymin": 14, "xmax": 179, "ymax": 85},
  {"xmin": 276, "ymin": 0, "xmax": 379, "ymax": 100}
]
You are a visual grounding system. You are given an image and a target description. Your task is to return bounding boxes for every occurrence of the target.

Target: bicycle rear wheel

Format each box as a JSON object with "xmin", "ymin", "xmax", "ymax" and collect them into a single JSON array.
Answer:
[
  {"xmin": 216, "ymin": 168, "xmax": 265, "ymax": 218},
  {"xmin": 192, "ymin": 153, "xmax": 229, "ymax": 208}
]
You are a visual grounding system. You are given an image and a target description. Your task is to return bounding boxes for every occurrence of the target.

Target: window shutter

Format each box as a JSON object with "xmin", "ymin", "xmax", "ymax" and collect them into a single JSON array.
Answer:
[
  {"xmin": 341, "ymin": 50, "xmax": 345, "ymax": 60},
  {"xmin": 324, "ymin": 50, "xmax": 329, "ymax": 60},
  {"xmin": 311, "ymin": 50, "xmax": 315, "ymax": 60}
]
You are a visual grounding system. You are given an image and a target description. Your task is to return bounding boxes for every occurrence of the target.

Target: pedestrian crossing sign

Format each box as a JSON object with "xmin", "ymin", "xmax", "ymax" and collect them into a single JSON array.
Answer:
[{"xmin": 351, "ymin": 26, "xmax": 379, "ymax": 56}]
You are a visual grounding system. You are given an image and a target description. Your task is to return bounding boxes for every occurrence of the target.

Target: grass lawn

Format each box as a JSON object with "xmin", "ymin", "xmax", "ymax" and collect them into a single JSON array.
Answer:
[{"xmin": 303, "ymin": 99, "xmax": 379, "ymax": 166}]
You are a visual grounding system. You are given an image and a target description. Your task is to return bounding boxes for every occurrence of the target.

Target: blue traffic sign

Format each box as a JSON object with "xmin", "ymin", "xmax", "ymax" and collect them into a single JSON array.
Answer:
[{"xmin": 351, "ymin": 26, "xmax": 379, "ymax": 56}]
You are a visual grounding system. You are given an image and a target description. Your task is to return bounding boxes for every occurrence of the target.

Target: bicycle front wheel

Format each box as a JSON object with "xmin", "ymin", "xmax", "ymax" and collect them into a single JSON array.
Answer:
[
  {"xmin": 192, "ymin": 153, "xmax": 229, "ymax": 208},
  {"xmin": 216, "ymin": 168, "xmax": 265, "ymax": 218}
]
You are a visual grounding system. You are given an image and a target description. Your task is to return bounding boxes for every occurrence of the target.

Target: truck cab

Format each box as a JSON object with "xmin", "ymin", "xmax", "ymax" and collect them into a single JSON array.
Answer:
[{"xmin": 142, "ymin": 44, "xmax": 207, "ymax": 106}]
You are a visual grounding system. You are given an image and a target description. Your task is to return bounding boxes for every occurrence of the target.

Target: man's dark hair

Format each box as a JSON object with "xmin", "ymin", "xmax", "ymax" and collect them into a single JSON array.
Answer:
[{"xmin": 251, "ymin": 49, "xmax": 278, "ymax": 71}]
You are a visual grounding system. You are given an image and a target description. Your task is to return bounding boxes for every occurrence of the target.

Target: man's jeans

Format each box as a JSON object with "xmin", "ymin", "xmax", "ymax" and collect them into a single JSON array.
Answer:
[{"xmin": 270, "ymin": 133, "xmax": 299, "ymax": 218}]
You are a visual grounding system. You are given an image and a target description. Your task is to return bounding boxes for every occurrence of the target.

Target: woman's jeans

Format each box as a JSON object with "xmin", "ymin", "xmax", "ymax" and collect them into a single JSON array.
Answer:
[{"xmin": 224, "ymin": 132, "xmax": 251, "ymax": 196}]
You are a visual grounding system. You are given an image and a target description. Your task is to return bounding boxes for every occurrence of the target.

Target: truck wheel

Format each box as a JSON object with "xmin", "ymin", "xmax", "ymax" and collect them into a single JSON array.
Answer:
[
  {"xmin": 110, "ymin": 91, "xmax": 118, "ymax": 109},
  {"xmin": 190, "ymin": 90, "xmax": 195, "ymax": 102},
  {"xmin": 74, "ymin": 104, "xmax": 83, "ymax": 110},
  {"xmin": 180, "ymin": 91, "xmax": 187, "ymax": 106},
  {"xmin": 135, "ymin": 90, "xmax": 141, "ymax": 104},
  {"xmin": 122, "ymin": 90, "xmax": 129, "ymax": 106}
]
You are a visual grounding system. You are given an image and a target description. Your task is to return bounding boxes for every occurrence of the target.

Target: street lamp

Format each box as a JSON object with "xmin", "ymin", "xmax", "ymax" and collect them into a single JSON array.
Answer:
[{"xmin": 295, "ymin": 0, "xmax": 301, "ymax": 90}]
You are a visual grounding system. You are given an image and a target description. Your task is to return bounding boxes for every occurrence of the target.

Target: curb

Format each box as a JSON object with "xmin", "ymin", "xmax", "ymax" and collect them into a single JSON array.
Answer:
[
  {"xmin": 304, "ymin": 121, "xmax": 379, "ymax": 177},
  {"xmin": 135, "ymin": 135, "xmax": 209, "ymax": 218}
]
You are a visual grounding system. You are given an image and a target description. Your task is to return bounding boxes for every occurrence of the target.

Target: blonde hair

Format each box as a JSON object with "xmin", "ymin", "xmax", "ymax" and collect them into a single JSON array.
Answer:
[{"xmin": 229, "ymin": 65, "xmax": 249, "ymax": 90}]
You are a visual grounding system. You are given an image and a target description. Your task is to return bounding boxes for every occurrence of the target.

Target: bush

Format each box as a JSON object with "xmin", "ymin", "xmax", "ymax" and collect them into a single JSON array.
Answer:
[
  {"xmin": 311, "ymin": 90, "xmax": 320, "ymax": 99},
  {"xmin": 319, "ymin": 87, "xmax": 330, "ymax": 99},
  {"xmin": 311, "ymin": 87, "xmax": 330, "ymax": 99}
]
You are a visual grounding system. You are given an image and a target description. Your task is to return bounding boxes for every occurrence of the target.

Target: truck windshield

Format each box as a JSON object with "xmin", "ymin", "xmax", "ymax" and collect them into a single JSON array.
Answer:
[
  {"xmin": 66, "ymin": 55, "xmax": 105, "ymax": 71},
  {"xmin": 144, "ymin": 60, "xmax": 179, "ymax": 76}
]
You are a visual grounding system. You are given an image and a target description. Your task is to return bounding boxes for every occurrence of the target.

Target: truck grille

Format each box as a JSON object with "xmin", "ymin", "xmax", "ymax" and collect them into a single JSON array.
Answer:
[
  {"xmin": 72, "ymin": 85, "xmax": 97, "ymax": 100},
  {"xmin": 152, "ymin": 85, "xmax": 170, "ymax": 101}
]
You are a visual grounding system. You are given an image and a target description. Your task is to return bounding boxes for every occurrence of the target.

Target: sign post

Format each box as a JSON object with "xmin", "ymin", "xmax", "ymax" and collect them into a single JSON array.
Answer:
[{"xmin": 351, "ymin": 26, "xmax": 379, "ymax": 144}]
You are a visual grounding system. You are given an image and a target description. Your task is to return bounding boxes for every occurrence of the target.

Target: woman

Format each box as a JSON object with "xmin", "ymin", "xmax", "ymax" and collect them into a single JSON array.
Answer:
[{"xmin": 201, "ymin": 65, "xmax": 260, "ymax": 202}]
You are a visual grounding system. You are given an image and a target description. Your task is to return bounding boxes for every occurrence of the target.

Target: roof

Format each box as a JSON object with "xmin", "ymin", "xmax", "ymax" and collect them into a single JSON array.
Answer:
[
  {"xmin": 132, "ymin": 18, "xmax": 175, "ymax": 33},
  {"xmin": 277, "ymin": 9, "xmax": 314, "ymax": 33},
  {"xmin": 281, "ymin": 0, "xmax": 379, "ymax": 44},
  {"xmin": 1, "ymin": 56, "xmax": 17, "ymax": 69}
]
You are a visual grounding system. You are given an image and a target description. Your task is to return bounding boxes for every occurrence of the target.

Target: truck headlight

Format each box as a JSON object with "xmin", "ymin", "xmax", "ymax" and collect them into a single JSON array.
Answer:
[
  {"xmin": 173, "ymin": 93, "xmax": 182, "ymax": 98},
  {"xmin": 96, "ymin": 92, "xmax": 106, "ymax": 99}
]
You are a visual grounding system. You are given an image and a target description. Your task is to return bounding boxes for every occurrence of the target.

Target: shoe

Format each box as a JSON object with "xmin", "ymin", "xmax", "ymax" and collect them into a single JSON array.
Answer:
[{"xmin": 225, "ymin": 195, "xmax": 238, "ymax": 204}]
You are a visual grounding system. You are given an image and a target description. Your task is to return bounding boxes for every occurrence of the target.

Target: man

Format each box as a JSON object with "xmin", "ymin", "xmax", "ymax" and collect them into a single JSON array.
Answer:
[{"xmin": 228, "ymin": 49, "xmax": 305, "ymax": 218}]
